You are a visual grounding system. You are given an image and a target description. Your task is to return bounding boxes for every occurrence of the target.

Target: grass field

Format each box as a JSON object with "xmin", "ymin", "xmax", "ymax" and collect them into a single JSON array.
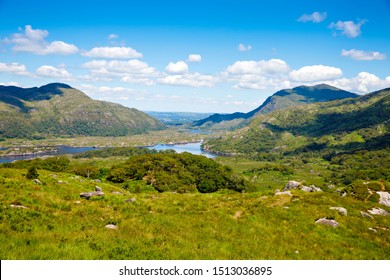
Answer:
[{"xmin": 1, "ymin": 157, "xmax": 389, "ymax": 260}]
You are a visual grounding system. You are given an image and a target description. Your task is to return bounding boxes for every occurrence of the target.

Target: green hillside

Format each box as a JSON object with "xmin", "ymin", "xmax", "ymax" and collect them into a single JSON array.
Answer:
[
  {"xmin": 0, "ymin": 83, "xmax": 164, "ymax": 138},
  {"xmin": 193, "ymin": 84, "xmax": 358, "ymax": 128},
  {"xmin": 203, "ymin": 88, "xmax": 389, "ymax": 157}
]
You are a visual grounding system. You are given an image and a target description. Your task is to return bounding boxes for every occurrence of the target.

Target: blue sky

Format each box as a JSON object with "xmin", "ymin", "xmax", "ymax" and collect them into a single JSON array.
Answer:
[{"xmin": 0, "ymin": 0, "xmax": 389, "ymax": 113}]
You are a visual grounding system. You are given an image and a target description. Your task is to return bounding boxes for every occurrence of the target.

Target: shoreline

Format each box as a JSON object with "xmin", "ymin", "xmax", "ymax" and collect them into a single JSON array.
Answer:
[{"xmin": 0, "ymin": 141, "xmax": 218, "ymax": 162}]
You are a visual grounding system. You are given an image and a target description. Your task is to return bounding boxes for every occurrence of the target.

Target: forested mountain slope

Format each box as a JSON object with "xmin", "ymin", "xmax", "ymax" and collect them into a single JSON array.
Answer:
[{"xmin": 0, "ymin": 83, "xmax": 164, "ymax": 138}]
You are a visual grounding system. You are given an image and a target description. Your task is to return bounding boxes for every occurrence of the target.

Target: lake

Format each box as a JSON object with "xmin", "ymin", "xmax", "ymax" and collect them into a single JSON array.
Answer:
[
  {"xmin": 0, "ymin": 146, "xmax": 96, "ymax": 163},
  {"xmin": 149, "ymin": 142, "xmax": 215, "ymax": 158},
  {"xmin": 0, "ymin": 142, "xmax": 215, "ymax": 163}
]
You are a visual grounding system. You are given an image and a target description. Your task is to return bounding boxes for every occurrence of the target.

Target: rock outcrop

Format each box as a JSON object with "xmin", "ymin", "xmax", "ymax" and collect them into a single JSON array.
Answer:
[
  {"xmin": 282, "ymin": 181, "xmax": 322, "ymax": 192},
  {"xmin": 377, "ymin": 192, "xmax": 390, "ymax": 207},
  {"xmin": 367, "ymin": 208, "xmax": 390, "ymax": 216},
  {"xmin": 315, "ymin": 218, "xmax": 339, "ymax": 227},
  {"xmin": 80, "ymin": 186, "xmax": 104, "ymax": 199},
  {"xmin": 283, "ymin": 181, "xmax": 301, "ymax": 191},
  {"xmin": 330, "ymin": 207, "xmax": 348, "ymax": 216}
]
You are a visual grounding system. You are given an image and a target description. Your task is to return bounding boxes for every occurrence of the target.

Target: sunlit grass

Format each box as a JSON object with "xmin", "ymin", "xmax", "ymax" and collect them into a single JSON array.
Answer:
[{"xmin": 1, "ymin": 166, "xmax": 389, "ymax": 260}]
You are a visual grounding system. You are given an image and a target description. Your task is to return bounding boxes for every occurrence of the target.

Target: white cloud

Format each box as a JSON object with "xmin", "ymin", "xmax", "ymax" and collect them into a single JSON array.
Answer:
[
  {"xmin": 289, "ymin": 65, "xmax": 343, "ymax": 82},
  {"xmin": 108, "ymin": 34, "xmax": 118, "ymax": 40},
  {"xmin": 298, "ymin": 12, "xmax": 327, "ymax": 23},
  {"xmin": 187, "ymin": 54, "xmax": 202, "ymax": 62},
  {"xmin": 0, "ymin": 62, "xmax": 29, "ymax": 75},
  {"xmin": 0, "ymin": 81, "xmax": 21, "ymax": 86},
  {"xmin": 328, "ymin": 20, "xmax": 366, "ymax": 38},
  {"xmin": 158, "ymin": 73, "xmax": 216, "ymax": 87},
  {"xmin": 238, "ymin": 43, "xmax": 252, "ymax": 52},
  {"xmin": 82, "ymin": 46, "xmax": 142, "ymax": 59},
  {"xmin": 78, "ymin": 84, "xmax": 148, "ymax": 103},
  {"xmin": 120, "ymin": 76, "xmax": 155, "ymax": 86},
  {"xmin": 341, "ymin": 49, "xmax": 386, "ymax": 61},
  {"xmin": 82, "ymin": 59, "xmax": 157, "ymax": 85},
  {"xmin": 36, "ymin": 65, "xmax": 72, "ymax": 78},
  {"xmin": 82, "ymin": 59, "xmax": 156, "ymax": 75},
  {"xmin": 7, "ymin": 25, "xmax": 79, "ymax": 55},
  {"xmin": 165, "ymin": 61, "xmax": 189, "ymax": 74},
  {"xmin": 330, "ymin": 72, "xmax": 390, "ymax": 93},
  {"xmin": 223, "ymin": 59, "xmax": 290, "ymax": 90},
  {"xmin": 226, "ymin": 59, "xmax": 289, "ymax": 75}
]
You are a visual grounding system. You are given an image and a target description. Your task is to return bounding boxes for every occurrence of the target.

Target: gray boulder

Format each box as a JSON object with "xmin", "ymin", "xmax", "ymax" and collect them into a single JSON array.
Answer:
[
  {"xmin": 301, "ymin": 185, "xmax": 322, "ymax": 192},
  {"xmin": 125, "ymin": 198, "xmax": 137, "ymax": 203},
  {"xmin": 377, "ymin": 192, "xmax": 390, "ymax": 207},
  {"xmin": 368, "ymin": 228, "xmax": 377, "ymax": 233},
  {"xmin": 367, "ymin": 208, "xmax": 390, "ymax": 216},
  {"xmin": 315, "ymin": 218, "xmax": 339, "ymax": 227},
  {"xmin": 33, "ymin": 179, "xmax": 42, "ymax": 184},
  {"xmin": 330, "ymin": 207, "xmax": 348, "ymax": 216},
  {"xmin": 283, "ymin": 181, "xmax": 301, "ymax": 191},
  {"xmin": 111, "ymin": 191, "xmax": 123, "ymax": 195},
  {"xmin": 360, "ymin": 211, "xmax": 374, "ymax": 219},
  {"xmin": 275, "ymin": 190, "xmax": 292, "ymax": 196},
  {"xmin": 301, "ymin": 186, "xmax": 313, "ymax": 192},
  {"xmin": 105, "ymin": 224, "xmax": 118, "ymax": 230},
  {"xmin": 310, "ymin": 185, "xmax": 322, "ymax": 192},
  {"xmin": 80, "ymin": 187, "xmax": 104, "ymax": 199}
]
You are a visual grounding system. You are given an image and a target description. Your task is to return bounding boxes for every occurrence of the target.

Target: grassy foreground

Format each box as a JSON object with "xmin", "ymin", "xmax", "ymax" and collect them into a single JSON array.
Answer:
[{"xmin": 1, "ymin": 163, "xmax": 389, "ymax": 260}]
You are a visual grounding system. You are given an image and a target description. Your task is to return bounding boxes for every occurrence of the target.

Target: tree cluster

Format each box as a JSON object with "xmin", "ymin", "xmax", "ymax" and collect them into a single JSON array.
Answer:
[{"xmin": 107, "ymin": 152, "xmax": 252, "ymax": 193}]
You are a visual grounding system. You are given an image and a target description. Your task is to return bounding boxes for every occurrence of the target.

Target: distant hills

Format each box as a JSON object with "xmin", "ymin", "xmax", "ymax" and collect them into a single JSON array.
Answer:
[
  {"xmin": 145, "ymin": 111, "xmax": 213, "ymax": 125},
  {"xmin": 193, "ymin": 84, "xmax": 358, "ymax": 128},
  {"xmin": 203, "ymin": 87, "xmax": 390, "ymax": 156},
  {"xmin": 0, "ymin": 83, "xmax": 164, "ymax": 139}
]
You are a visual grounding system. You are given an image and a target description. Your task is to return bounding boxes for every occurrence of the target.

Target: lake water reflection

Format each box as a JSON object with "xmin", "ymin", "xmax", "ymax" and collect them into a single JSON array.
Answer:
[
  {"xmin": 149, "ymin": 142, "xmax": 215, "ymax": 158},
  {"xmin": 0, "ymin": 142, "xmax": 215, "ymax": 163}
]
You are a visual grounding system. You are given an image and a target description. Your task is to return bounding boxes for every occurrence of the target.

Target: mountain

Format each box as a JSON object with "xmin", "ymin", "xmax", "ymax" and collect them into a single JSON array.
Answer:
[
  {"xmin": 0, "ymin": 83, "xmax": 164, "ymax": 138},
  {"xmin": 193, "ymin": 84, "xmax": 358, "ymax": 128},
  {"xmin": 203, "ymin": 88, "xmax": 390, "ymax": 156}
]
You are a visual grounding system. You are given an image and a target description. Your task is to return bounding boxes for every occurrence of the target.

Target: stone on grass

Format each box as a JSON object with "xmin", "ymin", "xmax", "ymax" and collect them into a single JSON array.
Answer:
[
  {"xmin": 111, "ymin": 191, "xmax": 123, "ymax": 195},
  {"xmin": 310, "ymin": 185, "xmax": 322, "ymax": 192},
  {"xmin": 360, "ymin": 211, "xmax": 374, "ymax": 219},
  {"xmin": 283, "ymin": 181, "xmax": 301, "ymax": 191},
  {"xmin": 105, "ymin": 224, "xmax": 118, "ymax": 230},
  {"xmin": 330, "ymin": 207, "xmax": 348, "ymax": 216},
  {"xmin": 367, "ymin": 208, "xmax": 390, "ymax": 216},
  {"xmin": 10, "ymin": 204, "xmax": 28, "ymax": 209},
  {"xmin": 33, "ymin": 179, "xmax": 42, "ymax": 184},
  {"xmin": 368, "ymin": 228, "xmax": 377, "ymax": 233},
  {"xmin": 315, "ymin": 218, "xmax": 339, "ymax": 227},
  {"xmin": 125, "ymin": 198, "xmax": 136, "ymax": 203},
  {"xmin": 377, "ymin": 192, "xmax": 390, "ymax": 207},
  {"xmin": 300, "ymin": 184, "xmax": 322, "ymax": 192},
  {"xmin": 275, "ymin": 190, "xmax": 292, "ymax": 196},
  {"xmin": 301, "ymin": 186, "xmax": 313, "ymax": 192},
  {"xmin": 80, "ymin": 187, "xmax": 104, "ymax": 200}
]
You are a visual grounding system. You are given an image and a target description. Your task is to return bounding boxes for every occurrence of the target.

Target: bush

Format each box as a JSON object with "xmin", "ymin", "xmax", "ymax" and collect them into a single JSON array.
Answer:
[
  {"xmin": 26, "ymin": 166, "xmax": 39, "ymax": 180},
  {"xmin": 107, "ymin": 153, "xmax": 252, "ymax": 193},
  {"xmin": 73, "ymin": 165, "xmax": 101, "ymax": 179}
]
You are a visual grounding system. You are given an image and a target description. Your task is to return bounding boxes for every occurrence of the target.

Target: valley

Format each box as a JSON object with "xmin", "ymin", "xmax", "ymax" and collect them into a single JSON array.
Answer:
[{"xmin": 0, "ymin": 83, "xmax": 389, "ymax": 260}]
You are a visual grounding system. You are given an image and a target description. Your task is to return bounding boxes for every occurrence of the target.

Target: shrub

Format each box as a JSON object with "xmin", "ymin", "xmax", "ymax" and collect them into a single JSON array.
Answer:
[
  {"xmin": 26, "ymin": 166, "xmax": 39, "ymax": 180},
  {"xmin": 107, "ymin": 153, "xmax": 252, "ymax": 193},
  {"xmin": 73, "ymin": 165, "xmax": 101, "ymax": 179}
]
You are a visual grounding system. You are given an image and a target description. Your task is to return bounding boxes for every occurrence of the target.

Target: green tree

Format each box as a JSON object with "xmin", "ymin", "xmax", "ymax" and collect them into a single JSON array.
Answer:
[{"xmin": 26, "ymin": 166, "xmax": 39, "ymax": 180}]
